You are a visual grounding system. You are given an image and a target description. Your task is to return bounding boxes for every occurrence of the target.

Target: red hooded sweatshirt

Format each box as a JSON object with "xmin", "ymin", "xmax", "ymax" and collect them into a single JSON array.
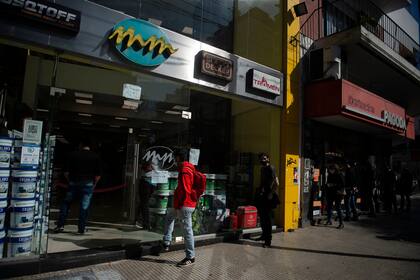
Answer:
[{"xmin": 173, "ymin": 161, "xmax": 197, "ymax": 209}]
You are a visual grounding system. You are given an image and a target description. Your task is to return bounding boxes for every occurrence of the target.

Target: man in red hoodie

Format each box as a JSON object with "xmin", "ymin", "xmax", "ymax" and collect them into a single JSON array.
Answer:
[{"xmin": 162, "ymin": 149, "xmax": 197, "ymax": 266}]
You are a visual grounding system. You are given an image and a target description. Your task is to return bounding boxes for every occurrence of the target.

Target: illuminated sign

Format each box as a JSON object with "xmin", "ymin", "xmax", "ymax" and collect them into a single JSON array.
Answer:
[
  {"xmin": 246, "ymin": 69, "xmax": 282, "ymax": 97},
  {"xmin": 382, "ymin": 110, "xmax": 406, "ymax": 130},
  {"xmin": 0, "ymin": 0, "xmax": 81, "ymax": 33},
  {"xmin": 108, "ymin": 19, "xmax": 177, "ymax": 67},
  {"xmin": 142, "ymin": 146, "xmax": 175, "ymax": 170},
  {"xmin": 196, "ymin": 51, "xmax": 233, "ymax": 82}
]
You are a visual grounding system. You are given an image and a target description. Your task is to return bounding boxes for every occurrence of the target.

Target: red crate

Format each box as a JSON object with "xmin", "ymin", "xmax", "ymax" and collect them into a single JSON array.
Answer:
[{"xmin": 237, "ymin": 206, "xmax": 258, "ymax": 228}]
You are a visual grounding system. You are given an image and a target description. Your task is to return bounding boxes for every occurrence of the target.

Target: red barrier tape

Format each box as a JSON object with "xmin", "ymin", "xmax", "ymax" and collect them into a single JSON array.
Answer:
[{"xmin": 55, "ymin": 182, "xmax": 127, "ymax": 193}]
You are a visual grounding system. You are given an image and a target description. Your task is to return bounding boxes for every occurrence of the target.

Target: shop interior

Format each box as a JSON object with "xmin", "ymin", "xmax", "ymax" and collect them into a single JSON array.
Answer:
[{"xmin": 0, "ymin": 42, "xmax": 281, "ymax": 257}]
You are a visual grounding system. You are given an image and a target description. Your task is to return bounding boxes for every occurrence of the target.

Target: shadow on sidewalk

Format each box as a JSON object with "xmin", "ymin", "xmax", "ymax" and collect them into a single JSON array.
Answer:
[
  {"xmin": 139, "ymin": 257, "xmax": 179, "ymax": 265},
  {"xmin": 235, "ymin": 240, "xmax": 420, "ymax": 263}
]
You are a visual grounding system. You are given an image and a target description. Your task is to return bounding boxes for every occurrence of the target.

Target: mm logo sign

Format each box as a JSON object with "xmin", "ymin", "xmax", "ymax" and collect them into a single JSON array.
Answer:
[
  {"xmin": 108, "ymin": 19, "xmax": 177, "ymax": 67},
  {"xmin": 142, "ymin": 146, "xmax": 175, "ymax": 170}
]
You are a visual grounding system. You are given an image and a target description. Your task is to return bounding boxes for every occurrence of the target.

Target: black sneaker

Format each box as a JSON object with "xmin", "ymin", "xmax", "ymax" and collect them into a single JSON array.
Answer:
[
  {"xmin": 53, "ymin": 226, "xmax": 64, "ymax": 233},
  {"xmin": 177, "ymin": 257, "xmax": 195, "ymax": 267},
  {"xmin": 162, "ymin": 243, "xmax": 170, "ymax": 252}
]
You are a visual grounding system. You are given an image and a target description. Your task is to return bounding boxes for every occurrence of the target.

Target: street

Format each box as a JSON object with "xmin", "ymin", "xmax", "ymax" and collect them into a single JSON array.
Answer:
[{"xmin": 8, "ymin": 193, "xmax": 420, "ymax": 280}]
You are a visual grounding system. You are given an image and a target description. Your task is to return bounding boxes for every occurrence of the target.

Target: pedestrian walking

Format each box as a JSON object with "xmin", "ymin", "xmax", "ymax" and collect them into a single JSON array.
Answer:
[
  {"xmin": 344, "ymin": 162, "xmax": 358, "ymax": 221},
  {"xmin": 136, "ymin": 161, "xmax": 155, "ymax": 230},
  {"xmin": 54, "ymin": 139, "xmax": 101, "ymax": 234},
  {"xmin": 361, "ymin": 161, "xmax": 376, "ymax": 217},
  {"xmin": 162, "ymin": 149, "xmax": 197, "ymax": 267},
  {"xmin": 399, "ymin": 167, "xmax": 413, "ymax": 213},
  {"xmin": 382, "ymin": 164, "xmax": 398, "ymax": 214},
  {"xmin": 254, "ymin": 153, "xmax": 280, "ymax": 248},
  {"xmin": 325, "ymin": 164, "xmax": 344, "ymax": 229}
]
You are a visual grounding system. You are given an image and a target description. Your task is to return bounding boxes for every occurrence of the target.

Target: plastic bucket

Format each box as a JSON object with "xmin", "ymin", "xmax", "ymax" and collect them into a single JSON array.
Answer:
[
  {"xmin": 0, "ymin": 169, "xmax": 9, "ymax": 199},
  {"xmin": 12, "ymin": 169, "xmax": 38, "ymax": 199},
  {"xmin": 10, "ymin": 199, "xmax": 35, "ymax": 229},
  {"xmin": 0, "ymin": 199, "xmax": 7, "ymax": 230},
  {"xmin": 215, "ymin": 174, "xmax": 227, "ymax": 191},
  {"xmin": 0, "ymin": 138, "xmax": 13, "ymax": 168},
  {"xmin": 12, "ymin": 139, "xmax": 22, "ymax": 168},
  {"xmin": 206, "ymin": 174, "xmax": 215, "ymax": 192},
  {"xmin": 7, "ymin": 228, "xmax": 33, "ymax": 257},
  {"xmin": 149, "ymin": 195, "xmax": 168, "ymax": 214},
  {"xmin": 0, "ymin": 230, "xmax": 5, "ymax": 259}
]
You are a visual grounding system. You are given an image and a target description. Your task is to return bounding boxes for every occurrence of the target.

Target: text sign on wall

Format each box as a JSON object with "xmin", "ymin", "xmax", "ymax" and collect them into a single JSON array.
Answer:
[
  {"xmin": 198, "ymin": 51, "xmax": 233, "ymax": 82},
  {"xmin": 246, "ymin": 69, "xmax": 282, "ymax": 97},
  {"xmin": 0, "ymin": 0, "xmax": 81, "ymax": 33}
]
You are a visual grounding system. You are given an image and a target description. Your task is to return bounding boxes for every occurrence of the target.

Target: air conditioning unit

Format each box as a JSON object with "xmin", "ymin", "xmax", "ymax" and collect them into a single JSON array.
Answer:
[{"xmin": 309, "ymin": 46, "xmax": 341, "ymax": 81}]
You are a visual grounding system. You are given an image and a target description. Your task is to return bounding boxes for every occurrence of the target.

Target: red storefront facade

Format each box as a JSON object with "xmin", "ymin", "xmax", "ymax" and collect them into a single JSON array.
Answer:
[{"xmin": 305, "ymin": 79, "xmax": 415, "ymax": 140}]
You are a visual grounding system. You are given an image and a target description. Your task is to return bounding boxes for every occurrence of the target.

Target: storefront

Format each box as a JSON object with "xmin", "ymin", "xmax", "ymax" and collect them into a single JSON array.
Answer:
[
  {"xmin": 301, "ymin": 78, "xmax": 415, "ymax": 223},
  {"xmin": 0, "ymin": 0, "xmax": 283, "ymax": 266}
]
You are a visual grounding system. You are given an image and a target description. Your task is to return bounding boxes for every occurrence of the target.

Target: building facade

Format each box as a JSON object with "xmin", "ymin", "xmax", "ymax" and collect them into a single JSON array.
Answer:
[
  {"xmin": 295, "ymin": 0, "xmax": 420, "ymax": 224},
  {"xmin": 0, "ymin": 0, "xmax": 302, "ymax": 276}
]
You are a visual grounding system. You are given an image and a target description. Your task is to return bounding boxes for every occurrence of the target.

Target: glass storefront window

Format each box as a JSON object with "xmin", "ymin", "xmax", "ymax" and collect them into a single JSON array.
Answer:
[
  {"xmin": 89, "ymin": 0, "xmax": 140, "ymax": 18},
  {"xmin": 0, "ymin": 41, "xmax": 280, "ymax": 258}
]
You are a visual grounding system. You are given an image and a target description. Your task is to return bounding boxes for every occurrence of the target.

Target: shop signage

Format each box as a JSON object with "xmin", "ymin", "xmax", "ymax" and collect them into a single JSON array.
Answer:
[
  {"xmin": 108, "ymin": 19, "xmax": 177, "ymax": 67},
  {"xmin": 142, "ymin": 146, "xmax": 175, "ymax": 170},
  {"xmin": 246, "ymin": 69, "xmax": 281, "ymax": 96},
  {"xmin": 382, "ymin": 110, "xmax": 406, "ymax": 130},
  {"xmin": 197, "ymin": 51, "xmax": 233, "ymax": 82},
  {"xmin": 0, "ymin": 0, "xmax": 81, "ymax": 33}
]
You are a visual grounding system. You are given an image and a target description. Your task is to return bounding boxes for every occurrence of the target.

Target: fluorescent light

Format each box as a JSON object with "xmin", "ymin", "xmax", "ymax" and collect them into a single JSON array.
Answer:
[
  {"xmin": 81, "ymin": 122, "xmax": 92, "ymax": 125},
  {"xmin": 148, "ymin": 18, "xmax": 162, "ymax": 26},
  {"xmin": 75, "ymin": 92, "xmax": 93, "ymax": 99},
  {"xmin": 36, "ymin": 108, "xmax": 49, "ymax": 112},
  {"xmin": 138, "ymin": 134, "xmax": 147, "ymax": 137},
  {"xmin": 115, "ymin": 117, "xmax": 128, "ymax": 121},
  {"xmin": 76, "ymin": 99, "xmax": 93, "ymax": 105},
  {"xmin": 172, "ymin": 105, "xmax": 189, "ymax": 110},
  {"xmin": 150, "ymin": 121, "xmax": 164, "ymax": 124},
  {"xmin": 182, "ymin": 26, "xmax": 193, "ymax": 35},
  {"xmin": 165, "ymin": 110, "xmax": 182, "ymax": 115},
  {"xmin": 122, "ymin": 100, "xmax": 139, "ymax": 110},
  {"xmin": 110, "ymin": 125, "xmax": 120, "ymax": 128},
  {"xmin": 182, "ymin": 111, "xmax": 192, "ymax": 120},
  {"xmin": 78, "ymin": 113, "xmax": 92, "ymax": 117}
]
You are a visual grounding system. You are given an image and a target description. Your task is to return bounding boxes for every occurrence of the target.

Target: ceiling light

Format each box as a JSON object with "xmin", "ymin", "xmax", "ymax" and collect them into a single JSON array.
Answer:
[
  {"xmin": 75, "ymin": 92, "xmax": 93, "ymax": 99},
  {"xmin": 150, "ymin": 121, "xmax": 164, "ymax": 124},
  {"xmin": 81, "ymin": 122, "xmax": 92, "ymax": 125},
  {"xmin": 78, "ymin": 113, "xmax": 92, "ymax": 117},
  {"xmin": 122, "ymin": 100, "xmax": 139, "ymax": 110},
  {"xmin": 115, "ymin": 117, "xmax": 128, "ymax": 121},
  {"xmin": 148, "ymin": 18, "xmax": 162, "ymax": 26},
  {"xmin": 165, "ymin": 110, "xmax": 182, "ymax": 115},
  {"xmin": 138, "ymin": 134, "xmax": 147, "ymax": 137},
  {"xmin": 36, "ymin": 108, "xmax": 49, "ymax": 112},
  {"xmin": 182, "ymin": 26, "xmax": 193, "ymax": 35},
  {"xmin": 141, "ymin": 128, "xmax": 151, "ymax": 131},
  {"xmin": 76, "ymin": 99, "xmax": 93, "ymax": 105},
  {"xmin": 173, "ymin": 105, "xmax": 189, "ymax": 110}
]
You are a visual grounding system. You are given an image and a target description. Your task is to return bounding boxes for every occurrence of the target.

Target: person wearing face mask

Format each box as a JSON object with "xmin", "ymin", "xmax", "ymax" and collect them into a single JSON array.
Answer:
[
  {"xmin": 325, "ymin": 164, "xmax": 345, "ymax": 229},
  {"xmin": 254, "ymin": 153, "xmax": 279, "ymax": 247}
]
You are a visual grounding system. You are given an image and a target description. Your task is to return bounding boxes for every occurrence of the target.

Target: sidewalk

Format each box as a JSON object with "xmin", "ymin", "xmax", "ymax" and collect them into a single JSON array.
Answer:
[{"xmin": 7, "ymin": 194, "xmax": 420, "ymax": 280}]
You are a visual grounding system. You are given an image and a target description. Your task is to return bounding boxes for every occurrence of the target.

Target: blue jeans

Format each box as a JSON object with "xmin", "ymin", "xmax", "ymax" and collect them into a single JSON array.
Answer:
[
  {"xmin": 57, "ymin": 180, "xmax": 94, "ymax": 232},
  {"xmin": 163, "ymin": 207, "xmax": 195, "ymax": 259}
]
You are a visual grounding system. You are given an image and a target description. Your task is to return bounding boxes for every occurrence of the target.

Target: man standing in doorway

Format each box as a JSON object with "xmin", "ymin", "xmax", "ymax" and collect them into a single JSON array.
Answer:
[
  {"xmin": 255, "ymin": 153, "xmax": 279, "ymax": 247},
  {"xmin": 162, "ymin": 149, "xmax": 197, "ymax": 267},
  {"xmin": 54, "ymin": 139, "xmax": 101, "ymax": 234}
]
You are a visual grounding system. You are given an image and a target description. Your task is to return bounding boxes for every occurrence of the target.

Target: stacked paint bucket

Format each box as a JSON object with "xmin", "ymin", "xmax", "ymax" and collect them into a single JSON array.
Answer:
[
  {"xmin": 7, "ymin": 136, "xmax": 38, "ymax": 258},
  {"xmin": 0, "ymin": 137, "xmax": 13, "ymax": 258}
]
